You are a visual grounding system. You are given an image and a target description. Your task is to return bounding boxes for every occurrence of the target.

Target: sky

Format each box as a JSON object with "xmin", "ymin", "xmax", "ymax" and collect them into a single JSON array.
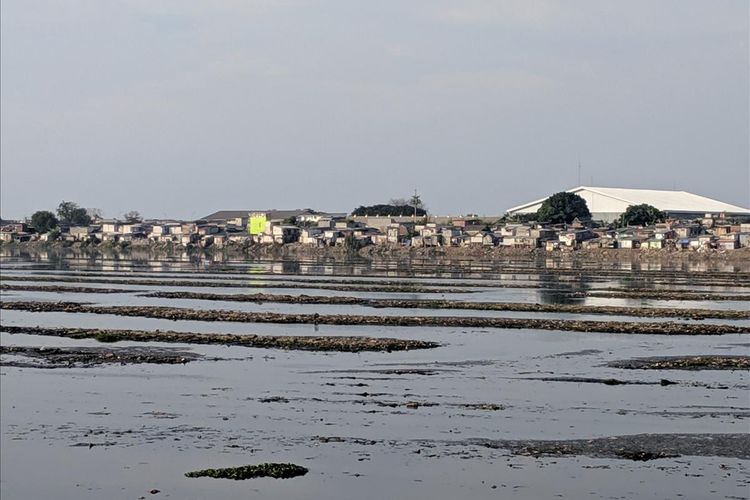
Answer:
[{"xmin": 1, "ymin": 0, "xmax": 748, "ymax": 220}]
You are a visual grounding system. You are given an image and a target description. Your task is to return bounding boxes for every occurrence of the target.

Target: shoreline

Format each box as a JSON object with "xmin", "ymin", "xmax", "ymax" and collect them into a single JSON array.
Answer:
[{"xmin": 3, "ymin": 240, "xmax": 750, "ymax": 264}]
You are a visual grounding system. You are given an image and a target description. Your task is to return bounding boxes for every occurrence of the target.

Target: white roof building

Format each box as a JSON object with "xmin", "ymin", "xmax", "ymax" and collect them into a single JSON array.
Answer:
[{"xmin": 506, "ymin": 186, "xmax": 750, "ymax": 222}]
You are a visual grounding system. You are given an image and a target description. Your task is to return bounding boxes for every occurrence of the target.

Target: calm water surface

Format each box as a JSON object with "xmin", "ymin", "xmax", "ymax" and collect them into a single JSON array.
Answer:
[{"xmin": 1, "ymin": 253, "xmax": 749, "ymax": 499}]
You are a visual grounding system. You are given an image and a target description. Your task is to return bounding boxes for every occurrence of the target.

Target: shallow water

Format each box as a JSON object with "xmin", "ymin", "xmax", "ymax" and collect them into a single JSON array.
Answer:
[{"xmin": 1, "ymin": 253, "xmax": 749, "ymax": 499}]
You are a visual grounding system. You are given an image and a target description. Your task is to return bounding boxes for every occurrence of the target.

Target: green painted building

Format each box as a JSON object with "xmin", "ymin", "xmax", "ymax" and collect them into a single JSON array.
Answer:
[{"xmin": 248, "ymin": 213, "xmax": 268, "ymax": 235}]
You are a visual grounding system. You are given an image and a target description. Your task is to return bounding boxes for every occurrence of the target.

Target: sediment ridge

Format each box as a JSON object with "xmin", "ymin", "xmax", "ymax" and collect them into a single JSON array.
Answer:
[
  {"xmin": 2, "ymin": 301, "xmax": 748, "ymax": 335},
  {"xmin": 137, "ymin": 290, "xmax": 750, "ymax": 319},
  {"xmin": 0, "ymin": 325, "xmax": 439, "ymax": 352}
]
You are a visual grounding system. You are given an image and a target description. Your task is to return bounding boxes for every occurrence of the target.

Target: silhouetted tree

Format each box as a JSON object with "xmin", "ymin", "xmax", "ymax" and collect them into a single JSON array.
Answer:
[
  {"xmin": 30, "ymin": 211, "xmax": 58, "ymax": 233},
  {"xmin": 536, "ymin": 192, "xmax": 591, "ymax": 224},
  {"xmin": 352, "ymin": 204, "xmax": 427, "ymax": 217},
  {"xmin": 620, "ymin": 204, "xmax": 666, "ymax": 227},
  {"xmin": 123, "ymin": 211, "xmax": 143, "ymax": 223},
  {"xmin": 57, "ymin": 201, "xmax": 92, "ymax": 226}
]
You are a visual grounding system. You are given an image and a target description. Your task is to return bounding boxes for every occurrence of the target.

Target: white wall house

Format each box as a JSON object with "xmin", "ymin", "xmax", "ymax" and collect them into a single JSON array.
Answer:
[{"xmin": 505, "ymin": 186, "xmax": 750, "ymax": 223}]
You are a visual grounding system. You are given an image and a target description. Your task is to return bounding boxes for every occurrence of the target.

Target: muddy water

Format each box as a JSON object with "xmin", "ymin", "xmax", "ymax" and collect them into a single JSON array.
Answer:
[{"xmin": 1, "ymin": 254, "xmax": 749, "ymax": 499}]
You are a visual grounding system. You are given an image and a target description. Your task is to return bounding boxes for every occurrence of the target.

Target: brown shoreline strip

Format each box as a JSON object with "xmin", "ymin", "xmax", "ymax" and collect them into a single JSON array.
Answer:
[
  {"xmin": 0, "ymin": 325, "xmax": 438, "ymax": 352},
  {"xmin": 2, "ymin": 301, "xmax": 748, "ymax": 335},
  {"xmin": 138, "ymin": 291, "xmax": 750, "ymax": 320}
]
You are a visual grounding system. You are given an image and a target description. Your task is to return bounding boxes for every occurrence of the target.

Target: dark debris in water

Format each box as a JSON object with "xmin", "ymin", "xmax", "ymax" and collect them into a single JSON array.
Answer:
[
  {"xmin": 185, "ymin": 463, "xmax": 308, "ymax": 480},
  {"xmin": 511, "ymin": 375, "xmax": 674, "ymax": 386}
]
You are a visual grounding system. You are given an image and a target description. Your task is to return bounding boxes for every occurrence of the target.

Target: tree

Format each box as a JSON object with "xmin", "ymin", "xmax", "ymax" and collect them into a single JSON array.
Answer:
[
  {"xmin": 352, "ymin": 204, "xmax": 427, "ymax": 217},
  {"xmin": 86, "ymin": 208, "xmax": 103, "ymax": 220},
  {"xmin": 409, "ymin": 193, "xmax": 424, "ymax": 210},
  {"xmin": 30, "ymin": 211, "xmax": 58, "ymax": 233},
  {"xmin": 620, "ymin": 204, "xmax": 665, "ymax": 227},
  {"xmin": 535, "ymin": 192, "xmax": 591, "ymax": 224},
  {"xmin": 57, "ymin": 201, "xmax": 92, "ymax": 226},
  {"xmin": 123, "ymin": 211, "xmax": 143, "ymax": 223}
]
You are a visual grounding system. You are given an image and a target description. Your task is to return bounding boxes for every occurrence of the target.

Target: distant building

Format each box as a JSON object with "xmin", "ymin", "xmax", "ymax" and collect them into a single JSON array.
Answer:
[
  {"xmin": 244, "ymin": 209, "xmax": 339, "ymax": 235},
  {"xmin": 199, "ymin": 210, "xmax": 251, "ymax": 228},
  {"xmin": 505, "ymin": 186, "xmax": 750, "ymax": 223}
]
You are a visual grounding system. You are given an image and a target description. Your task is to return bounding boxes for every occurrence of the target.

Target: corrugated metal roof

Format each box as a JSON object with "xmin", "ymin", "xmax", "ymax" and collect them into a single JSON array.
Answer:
[{"xmin": 506, "ymin": 186, "xmax": 750, "ymax": 214}]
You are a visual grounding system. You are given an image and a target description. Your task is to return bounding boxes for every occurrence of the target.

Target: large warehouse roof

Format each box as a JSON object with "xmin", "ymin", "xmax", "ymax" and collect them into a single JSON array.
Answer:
[{"xmin": 506, "ymin": 186, "xmax": 750, "ymax": 215}]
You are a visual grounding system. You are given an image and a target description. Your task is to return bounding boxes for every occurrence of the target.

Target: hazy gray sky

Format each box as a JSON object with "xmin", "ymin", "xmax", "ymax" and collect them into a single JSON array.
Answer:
[{"xmin": 1, "ymin": 0, "xmax": 748, "ymax": 220}]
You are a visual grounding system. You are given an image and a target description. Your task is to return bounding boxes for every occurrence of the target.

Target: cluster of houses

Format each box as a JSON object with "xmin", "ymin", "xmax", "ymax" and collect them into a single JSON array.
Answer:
[{"xmin": 2, "ymin": 209, "xmax": 749, "ymax": 251}]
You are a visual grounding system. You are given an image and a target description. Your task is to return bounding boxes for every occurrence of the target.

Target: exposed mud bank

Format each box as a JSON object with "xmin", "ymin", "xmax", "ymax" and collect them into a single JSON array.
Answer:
[
  {"xmin": 466, "ymin": 433, "xmax": 750, "ymax": 461},
  {"xmin": 0, "ymin": 325, "xmax": 438, "ymax": 352},
  {"xmin": 0, "ymin": 284, "xmax": 137, "ymax": 294},
  {"xmin": 20, "ymin": 269, "xmax": 750, "ymax": 289},
  {"xmin": 0, "ymin": 345, "xmax": 203, "ymax": 368},
  {"xmin": 582, "ymin": 290, "xmax": 750, "ymax": 301},
  {"xmin": 10, "ymin": 272, "xmax": 542, "ymax": 288},
  {"xmin": 608, "ymin": 355, "xmax": 750, "ymax": 371},
  {"xmin": 5, "ymin": 276, "xmax": 749, "ymax": 301},
  {"xmin": 185, "ymin": 463, "xmax": 308, "ymax": 480},
  {"xmin": 317, "ymin": 433, "xmax": 750, "ymax": 460},
  {"xmin": 0, "ymin": 275, "xmax": 474, "ymax": 294},
  {"xmin": 3, "ymin": 301, "xmax": 748, "ymax": 335},
  {"xmin": 139, "ymin": 291, "xmax": 750, "ymax": 320}
]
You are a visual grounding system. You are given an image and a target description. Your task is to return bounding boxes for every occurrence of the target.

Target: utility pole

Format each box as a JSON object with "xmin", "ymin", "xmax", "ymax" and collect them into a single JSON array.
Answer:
[{"xmin": 577, "ymin": 161, "xmax": 581, "ymax": 186}]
